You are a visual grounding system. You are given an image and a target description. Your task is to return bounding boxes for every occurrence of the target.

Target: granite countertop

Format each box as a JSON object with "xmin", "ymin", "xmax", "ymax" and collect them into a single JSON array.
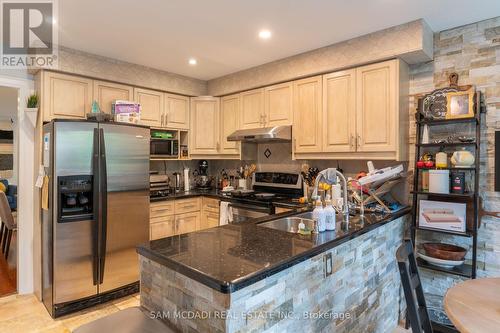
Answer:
[
  {"xmin": 150, "ymin": 189, "xmax": 309, "ymax": 210},
  {"xmin": 149, "ymin": 189, "xmax": 224, "ymax": 202},
  {"xmin": 137, "ymin": 207, "xmax": 411, "ymax": 293}
]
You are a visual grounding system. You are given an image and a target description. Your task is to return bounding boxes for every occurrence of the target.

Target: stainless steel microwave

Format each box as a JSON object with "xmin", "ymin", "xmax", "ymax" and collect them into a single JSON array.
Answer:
[{"xmin": 150, "ymin": 138, "xmax": 178, "ymax": 158}]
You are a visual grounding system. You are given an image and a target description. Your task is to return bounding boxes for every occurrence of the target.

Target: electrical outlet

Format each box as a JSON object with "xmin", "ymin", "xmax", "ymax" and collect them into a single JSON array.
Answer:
[{"xmin": 323, "ymin": 252, "xmax": 333, "ymax": 277}]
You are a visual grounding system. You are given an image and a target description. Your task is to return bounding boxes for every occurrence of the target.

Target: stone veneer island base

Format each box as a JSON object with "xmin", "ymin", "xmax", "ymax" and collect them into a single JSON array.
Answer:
[{"xmin": 139, "ymin": 212, "xmax": 409, "ymax": 333}]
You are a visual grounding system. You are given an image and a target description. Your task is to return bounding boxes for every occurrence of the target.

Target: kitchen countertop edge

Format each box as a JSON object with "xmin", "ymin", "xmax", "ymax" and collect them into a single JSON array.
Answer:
[{"xmin": 137, "ymin": 207, "xmax": 411, "ymax": 294}]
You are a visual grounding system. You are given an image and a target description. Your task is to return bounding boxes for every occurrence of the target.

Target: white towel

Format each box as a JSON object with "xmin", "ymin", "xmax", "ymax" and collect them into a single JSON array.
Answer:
[{"xmin": 219, "ymin": 201, "xmax": 233, "ymax": 225}]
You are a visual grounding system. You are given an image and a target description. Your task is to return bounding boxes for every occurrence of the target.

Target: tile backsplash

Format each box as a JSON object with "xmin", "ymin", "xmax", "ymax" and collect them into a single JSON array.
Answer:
[{"xmin": 150, "ymin": 142, "xmax": 405, "ymax": 187}]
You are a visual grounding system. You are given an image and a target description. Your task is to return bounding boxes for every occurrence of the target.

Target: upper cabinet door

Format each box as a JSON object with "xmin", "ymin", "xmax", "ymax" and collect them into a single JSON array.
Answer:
[
  {"xmin": 293, "ymin": 76, "xmax": 323, "ymax": 153},
  {"xmin": 133, "ymin": 88, "xmax": 163, "ymax": 127},
  {"xmin": 322, "ymin": 70, "xmax": 356, "ymax": 153},
  {"xmin": 240, "ymin": 88, "xmax": 264, "ymax": 129},
  {"xmin": 355, "ymin": 60, "xmax": 397, "ymax": 152},
  {"xmin": 93, "ymin": 81, "xmax": 133, "ymax": 114},
  {"xmin": 190, "ymin": 97, "xmax": 220, "ymax": 155},
  {"xmin": 165, "ymin": 94, "xmax": 190, "ymax": 129},
  {"xmin": 220, "ymin": 94, "xmax": 240, "ymax": 155},
  {"xmin": 43, "ymin": 72, "xmax": 93, "ymax": 121},
  {"xmin": 264, "ymin": 82, "xmax": 293, "ymax": 126}
]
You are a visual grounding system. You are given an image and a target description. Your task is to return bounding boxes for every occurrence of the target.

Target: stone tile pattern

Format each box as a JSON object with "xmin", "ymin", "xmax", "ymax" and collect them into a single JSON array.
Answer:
[
  {"xmin": 56, "ymin": 46, "xmax": 207, "ymax": 96},
  {"xmin": 408, "ymin": 16, "xmax": 500, "ymax": 308},
  {"xmin": 207, "ymin": 19, "xmax": 433, "ymax": 96},
  {"xmin": 140, "ymin": 216, "xmax": 408, "ymax": 333}
]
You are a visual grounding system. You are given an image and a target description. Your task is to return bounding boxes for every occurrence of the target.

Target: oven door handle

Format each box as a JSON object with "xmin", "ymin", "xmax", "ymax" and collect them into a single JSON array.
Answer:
[{"xmin": 228, "ymin": 202, "xmax": 271, "ymax": 214}]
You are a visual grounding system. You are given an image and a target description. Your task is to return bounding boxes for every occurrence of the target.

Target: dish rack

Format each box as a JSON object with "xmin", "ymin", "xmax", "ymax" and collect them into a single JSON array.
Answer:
[{"xmin": 354, "ymin": 165, "xmax": 407, "ymax": 214}]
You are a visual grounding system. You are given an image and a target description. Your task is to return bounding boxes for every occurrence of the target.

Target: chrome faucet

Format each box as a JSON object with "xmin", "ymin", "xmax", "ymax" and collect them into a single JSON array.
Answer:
[{"xmin": 312, "ymin": 168, "xmax": 349, "ymax": 224}]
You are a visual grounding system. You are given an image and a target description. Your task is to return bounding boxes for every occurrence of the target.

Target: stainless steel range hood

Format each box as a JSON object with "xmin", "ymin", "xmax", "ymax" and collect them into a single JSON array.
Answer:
[{"xmin": 227, "ymin": 125, "xmax": 292, "ymax": 143}]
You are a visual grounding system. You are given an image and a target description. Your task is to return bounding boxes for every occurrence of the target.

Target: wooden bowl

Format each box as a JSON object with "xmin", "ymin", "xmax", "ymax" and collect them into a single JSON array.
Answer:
[{"xmin": 423, "ymin": 243, "xmax": 467, "ymax": 261}]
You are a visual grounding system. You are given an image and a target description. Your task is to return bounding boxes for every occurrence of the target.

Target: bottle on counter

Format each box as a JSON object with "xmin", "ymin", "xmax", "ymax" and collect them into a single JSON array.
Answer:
[
  {"xmin": 324, "ymin": 195, "xmax": 336, "ymax": 231},
  {"xmin": 312, "ymin": 199, "xmax": 326, "ymax": 233}
]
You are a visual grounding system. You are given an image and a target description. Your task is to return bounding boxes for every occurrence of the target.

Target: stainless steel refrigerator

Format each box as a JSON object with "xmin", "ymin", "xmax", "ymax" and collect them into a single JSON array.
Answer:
[{"xmin": 42, "ymin": 120, "xmax": 150, "ymax": 317}]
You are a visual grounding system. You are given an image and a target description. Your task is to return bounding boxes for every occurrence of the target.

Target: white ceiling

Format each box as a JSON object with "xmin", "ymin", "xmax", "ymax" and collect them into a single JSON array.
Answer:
[{"xmin": 58, "ymin": 0, "xmax": 500, "ymax": 80}]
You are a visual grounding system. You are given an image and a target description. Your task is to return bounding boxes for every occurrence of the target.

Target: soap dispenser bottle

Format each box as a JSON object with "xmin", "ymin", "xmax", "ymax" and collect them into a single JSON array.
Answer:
[
  {"xmin": 324, "ymin": 195, "xmax": 336, "ymax": 231},
  {"xmin": 312, "ymin": 199, "xmax": 326, "ymax": 232}
]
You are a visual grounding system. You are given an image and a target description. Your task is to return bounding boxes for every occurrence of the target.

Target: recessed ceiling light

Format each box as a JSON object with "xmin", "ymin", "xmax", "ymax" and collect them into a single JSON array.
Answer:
[
  {"xmin": 258, "ymin": 29, "xmax": 272, "ymax": 40},
  {"xmin": 188, "ymin": 58, "xmax": 197, "ymax": 65}
]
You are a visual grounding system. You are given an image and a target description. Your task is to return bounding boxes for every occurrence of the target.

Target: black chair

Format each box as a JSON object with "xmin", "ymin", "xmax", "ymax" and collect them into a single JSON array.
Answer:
[{"xmin": 396, "ymin": 239, "xmax": 433, "ymax": 333}]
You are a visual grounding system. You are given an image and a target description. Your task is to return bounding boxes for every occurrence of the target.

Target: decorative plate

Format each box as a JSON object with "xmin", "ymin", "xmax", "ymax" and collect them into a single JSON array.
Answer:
[{"xmin": 417, "ymin": 251, "xmax": 465, "ymax": 268}]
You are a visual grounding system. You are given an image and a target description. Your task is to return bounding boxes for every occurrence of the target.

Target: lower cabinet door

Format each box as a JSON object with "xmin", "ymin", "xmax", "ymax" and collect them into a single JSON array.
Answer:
[
  {"xmin": 150, "ymin": 216, "xmax": 176, "ymax": 240},
  {"xmin": 175, "ymin": 212, "xmax": 200, "ymax": 235},
  {"xmin": 200, "ymin": 211, "xmax": 220, "ymax": 230}
]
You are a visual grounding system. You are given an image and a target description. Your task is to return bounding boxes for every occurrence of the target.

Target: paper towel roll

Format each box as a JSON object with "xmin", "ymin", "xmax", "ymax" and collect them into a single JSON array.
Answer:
[{"xmin": 183, "ymin": 168, "xmax": 190, "ymax": 192}]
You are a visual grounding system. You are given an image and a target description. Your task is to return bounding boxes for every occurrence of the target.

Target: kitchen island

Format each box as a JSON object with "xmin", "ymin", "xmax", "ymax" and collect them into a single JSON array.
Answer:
[{"xmin": 137, "ymin": 208, "xmax": 410, "ymax": 333}]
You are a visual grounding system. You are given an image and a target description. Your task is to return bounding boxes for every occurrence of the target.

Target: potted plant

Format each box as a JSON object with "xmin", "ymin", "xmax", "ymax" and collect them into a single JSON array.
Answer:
[
  {"xmin": 26, "ymin": 93, "xmax": 38, "ymax": 110},
  {"xmin": 25, "ymin": 93, "xmax": 39, "ymax": 126}
]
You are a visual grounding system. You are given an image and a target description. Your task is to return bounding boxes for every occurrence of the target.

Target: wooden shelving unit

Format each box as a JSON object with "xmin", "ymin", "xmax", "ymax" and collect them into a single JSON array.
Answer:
[{"xmin": 410, "ymin": 81, "xmax": 483, "ymax": 332}]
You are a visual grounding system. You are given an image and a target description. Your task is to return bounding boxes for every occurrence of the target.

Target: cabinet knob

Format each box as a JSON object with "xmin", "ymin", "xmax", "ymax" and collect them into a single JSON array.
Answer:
[{"xmin": 357, "ymin": 135, "xmax": 362, "ymax": 148}]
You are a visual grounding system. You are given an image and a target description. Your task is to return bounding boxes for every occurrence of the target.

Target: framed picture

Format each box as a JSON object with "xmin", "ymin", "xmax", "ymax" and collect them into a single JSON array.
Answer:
[
  {"xmin": 446, "ymin": 88, "xmax": 475, "ymax": 119},
  {"xmin": 418, "ymin": 200, "xmax": 466, "ymax": 233}
]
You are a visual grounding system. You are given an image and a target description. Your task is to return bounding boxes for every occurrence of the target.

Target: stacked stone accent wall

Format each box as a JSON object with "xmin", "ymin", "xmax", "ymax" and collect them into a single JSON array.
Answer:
[
  {"xmin": 408, "ymin": 16, "xmax": 500, "ymax": 311},
  {"xmin": 140, "ymin": 215, "xmax": 408, "ymax": 333}
]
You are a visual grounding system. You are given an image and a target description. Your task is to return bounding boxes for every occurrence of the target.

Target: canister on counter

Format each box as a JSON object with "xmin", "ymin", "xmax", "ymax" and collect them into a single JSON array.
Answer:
[
  {"xmin": 429, "ymin": 169, "xmax": 450, "ymax": 194},
  {"xmin": 451, "ymin": 171, "xmax": 465, "ymax": 194}
]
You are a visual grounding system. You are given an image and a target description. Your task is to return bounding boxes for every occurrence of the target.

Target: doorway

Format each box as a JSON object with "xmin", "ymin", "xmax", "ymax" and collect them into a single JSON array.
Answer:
[{"xmin": 0, "ymin": 85, "xmax": 19, "ymax": 296}]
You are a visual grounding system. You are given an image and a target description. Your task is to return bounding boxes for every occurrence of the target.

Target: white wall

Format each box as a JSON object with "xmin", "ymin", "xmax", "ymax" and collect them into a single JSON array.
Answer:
[
  {"xmin": 0, "ymin": 86, "xmax": 19, "ymax": 183},
  {"xmin": 0, "ymin": 72, "xmax": 35, "ymax": 294}
]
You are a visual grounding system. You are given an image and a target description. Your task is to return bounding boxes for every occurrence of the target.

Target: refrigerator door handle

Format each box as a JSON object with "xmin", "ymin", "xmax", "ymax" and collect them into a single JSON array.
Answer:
[
  {"xmin": 98, "ymin": 128, "xmax": 108, "ymax": 284},
  {"xmin": 92, "ymin": 128, "xmax": 99, "ymax": 286}
]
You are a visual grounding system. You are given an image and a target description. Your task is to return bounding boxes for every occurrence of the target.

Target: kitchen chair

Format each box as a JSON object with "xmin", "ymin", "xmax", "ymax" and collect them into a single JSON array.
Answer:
[
  {"xmin": 73, "ymin": 307, "xmax": 174, "ymax": 333},
  {"xmin": 396, "ymin": 239, "xmax": 433, "ymax": 333},
  {"xmin": 0, "ymin": 191, "xmax": 17, "ymax": 260}
]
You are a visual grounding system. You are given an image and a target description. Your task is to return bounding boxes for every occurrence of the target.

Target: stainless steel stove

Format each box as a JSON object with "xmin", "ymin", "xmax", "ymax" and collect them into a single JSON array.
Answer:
[{"xmin": 225, "ymin": 172, "xmax": 303, "ymax": 223}]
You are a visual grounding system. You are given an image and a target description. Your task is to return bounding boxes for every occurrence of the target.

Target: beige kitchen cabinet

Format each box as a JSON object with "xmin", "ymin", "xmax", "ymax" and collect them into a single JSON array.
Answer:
[
  {"xmin": 150, "ymin": 200, "xmax": 175, "ymax": 217},
  {"xmin": 93, "ymin": 80, "xmax": 133, "ymax": 114},
  {"xmin": 149, "ymin": 201, "xmax": 176, "ymax": 240},
  {"xmin": 200, "ymin": 197, "xmax": 220, "ymax": 230},
  {"xmin": 174, "ymin": 197, "xmax": 201, "ymax": 214},
  {"xmin": 176, "ymin": 211, "xmax": 200, "ymax": 235},
  {"xmin": 200, "ymin": 211, "xmax": 220, "ymax": 230},
  {"xmin": 190, "ymin": 97, "xmax": 221, "ymax": 155},
  {"xmin": 150, "ymin": 216, "xmax": 176, "ymax": 240},
  {"xmin": 264, "ymin": 82, "xmax": 293, "ymax": 126},
  {"xmin": 292, "ymin": 76, "xmax": 323, "ymax": 153},
  {"xmin": 41, "ymin": 72, "xmax": 93, "ymax": 121},
  {"xmin": 355, "ymin": 60, "xmax": 397, "ymax": 153},
  {"xmin": 133, "ymin": 88, "xmax": 163, "ymax": 127},
  {"xmin": 294, "ymin": 59, "xmax": 408, "ymax": 161},
  {"xmin": 165, "ymin": 94, "xmax": 190, "ymax": 129},
  {"xmin": 322, "ymin": 69, "xmax": 356, "ymax": 153},
  {"xmin": 240, "ymin": 88, "xmax": 265, "ymax": 129},
  {"xmin": 220, "ymin": 94, "xmax": 240, "ymax": 155}
]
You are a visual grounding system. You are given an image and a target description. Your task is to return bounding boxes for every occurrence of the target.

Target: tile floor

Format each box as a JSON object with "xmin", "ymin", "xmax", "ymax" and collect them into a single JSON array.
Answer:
[
  {"xmin": 0, "ymin": 293, "xmax": 140, "ymax": 333},
  {"xmin": 0, "ymin": 292, "xmax": 410, "ymax": 332}
]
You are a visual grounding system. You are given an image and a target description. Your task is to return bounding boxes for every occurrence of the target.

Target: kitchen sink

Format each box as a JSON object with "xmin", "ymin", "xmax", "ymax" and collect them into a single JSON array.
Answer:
[{"xmin": 257, "ymin": 216, "xmax": 315, "ymax": 233}]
